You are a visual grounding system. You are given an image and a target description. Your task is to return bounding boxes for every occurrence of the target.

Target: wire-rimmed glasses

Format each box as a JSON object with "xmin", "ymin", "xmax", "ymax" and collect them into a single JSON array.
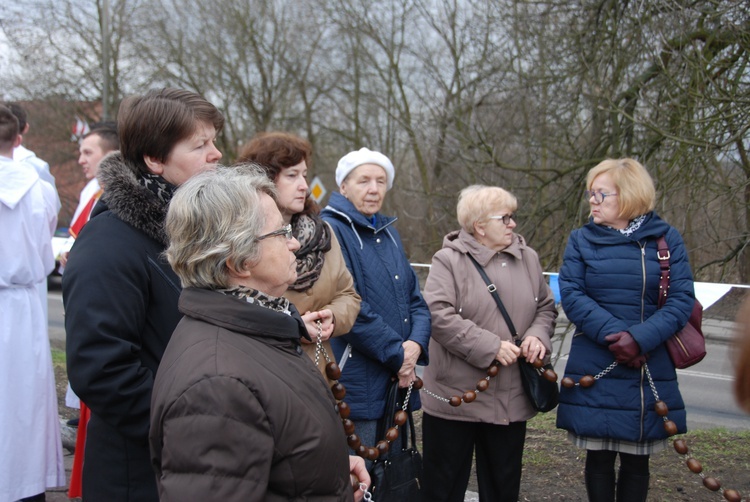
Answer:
[
  {"xmin": 487, "ymin": 213, "xmax": 515, "ymax": 225},
  {"xmin": 257, "ymin": 224, "xmax": 293, "ymax": 241},
  {"xmin": 584, "ymin": 191, "xmax": 618, "ymax": 204}
]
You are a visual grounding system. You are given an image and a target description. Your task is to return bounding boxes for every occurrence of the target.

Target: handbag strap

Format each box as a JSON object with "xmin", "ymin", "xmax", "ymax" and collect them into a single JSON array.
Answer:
[
  {"xmin": 377, "ymin": 380, "xmax": 418, "ymax": 452},
  {"xmin": 466, "ymin": 254, "xmax": 519, "ymax": 340},
  {"xmin": 656, "ymin": 235, "xmax": 670, "ymax": 309}
]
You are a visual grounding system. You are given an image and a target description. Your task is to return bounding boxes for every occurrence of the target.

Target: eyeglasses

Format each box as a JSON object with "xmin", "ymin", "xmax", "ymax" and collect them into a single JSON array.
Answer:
[
  {"xmin": 584, "ymin": 190, "xmax": 618, "ymax": 204},
  {"xmin": 256, "ymin": 224, "xmax": 293, "ymax": 241},
  {"xmin": 487, "ymin": 214, "xmax": 515, "ymax": 225}
]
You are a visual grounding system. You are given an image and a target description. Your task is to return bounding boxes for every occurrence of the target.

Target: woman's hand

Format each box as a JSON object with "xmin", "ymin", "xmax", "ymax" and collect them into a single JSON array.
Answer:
[
  {"xmin": 300, "ymin": 309, "xmax": 335, "ymax": 344},
  {"xmin": 520, "ymin": 336, "xmax": 546, "ymax": 364},
  {"xmin": 604, "ymin": 331, "xmax": 641, "ymax": 364},
  {"xmin": 349, "ymin": 455, "xmax": 370, "ymax": 502},
  {"xmin": 397, "ymin": 340, "xmax": 421, "ymax": 387},
  {"xmin": 495, "ymin": 340, "xmax": 521, "ymax": 366}
]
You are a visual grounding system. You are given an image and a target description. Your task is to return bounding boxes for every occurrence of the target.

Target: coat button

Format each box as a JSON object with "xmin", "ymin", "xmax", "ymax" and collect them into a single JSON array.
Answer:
[
  {"xmin": 404, "ymin": 318, "xmax": 408, "ymax": 323},
  {"xmin": 376, "ymin": 238, "xmax": 381, "ymax": 243},
  {"xmin": 394, "ymin": 275, "xmax": 399, "ymax": 280}
]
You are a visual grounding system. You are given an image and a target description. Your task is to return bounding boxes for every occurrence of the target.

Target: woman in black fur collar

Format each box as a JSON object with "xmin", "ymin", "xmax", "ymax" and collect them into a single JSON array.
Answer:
[{"xmin": 62, "ymin": 88, "xmax": 223, "ymax": 502}]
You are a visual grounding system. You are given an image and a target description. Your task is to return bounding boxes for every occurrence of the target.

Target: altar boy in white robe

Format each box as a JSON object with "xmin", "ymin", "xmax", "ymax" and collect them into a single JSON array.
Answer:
[{"xmin": 0, "ymin": 105, "xmax": 64, "ymax": 502}]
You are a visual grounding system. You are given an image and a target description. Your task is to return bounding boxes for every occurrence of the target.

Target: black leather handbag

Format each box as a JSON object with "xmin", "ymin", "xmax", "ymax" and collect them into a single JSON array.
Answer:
[
  {"xmin": 369, "ymin": 380, "xmax": 423, "ymax": 501},
  {"xmin": 467, "ymin": 254, "xmax": 559, "ymax": 412}
]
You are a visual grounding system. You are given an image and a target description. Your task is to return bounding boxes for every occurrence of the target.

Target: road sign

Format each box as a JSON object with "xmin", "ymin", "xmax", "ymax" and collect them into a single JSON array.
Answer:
[{"xmin": 310, "ymin": 176, "xmax": 327, "ymax": 203}]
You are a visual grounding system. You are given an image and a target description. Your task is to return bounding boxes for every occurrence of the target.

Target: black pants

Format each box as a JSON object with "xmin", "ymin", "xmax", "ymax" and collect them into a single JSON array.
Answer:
[
  {"xmin": 585, "ymin": 449, "xmax": 650, "ymax": 477},
  {"xmin": 421, "ymin": 413, "xmax": 526, "ymax": 502}
]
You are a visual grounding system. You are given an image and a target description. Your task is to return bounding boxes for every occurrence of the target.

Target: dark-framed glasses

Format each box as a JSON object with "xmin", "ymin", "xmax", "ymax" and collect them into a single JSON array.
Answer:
[
  {"xmin": 584, "ymin": 190, "xmax": 618, "ymax": 204},
  {"xmin": 487, "ymin": 213, "xmax": 515, "ymax": 225},
  {"xmin": 257, "ymin": 224, "xmax": 293, "ymax": 241}
]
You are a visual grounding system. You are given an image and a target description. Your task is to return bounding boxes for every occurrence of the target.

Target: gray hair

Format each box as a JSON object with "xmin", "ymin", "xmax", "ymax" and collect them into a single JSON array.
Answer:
[{"xmin": 165, "ymin": 163, "xmax": 277, "ymax": 289}]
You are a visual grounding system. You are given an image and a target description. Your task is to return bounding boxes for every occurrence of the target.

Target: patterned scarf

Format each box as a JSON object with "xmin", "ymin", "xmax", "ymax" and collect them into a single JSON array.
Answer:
[
  {"xmin": 289, "ymin": 213, "xmax": 332, "ymax": 292},
  {"xmin": 139, "ymin": 172, "xmax": 177, "ymax": 204},
  {"xmin": 616, "ymin": 214, "xmax": 647, "ymax": 237},
  {"xmin": 220, "ymin": 285, "xmax": 293, "ymax": 315}
]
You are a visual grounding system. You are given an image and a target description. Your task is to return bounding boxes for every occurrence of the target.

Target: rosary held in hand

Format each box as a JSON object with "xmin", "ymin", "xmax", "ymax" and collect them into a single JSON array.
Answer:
[{"xmin": 561, "ymin": 361, "xmax": 745, "ymax": 502}]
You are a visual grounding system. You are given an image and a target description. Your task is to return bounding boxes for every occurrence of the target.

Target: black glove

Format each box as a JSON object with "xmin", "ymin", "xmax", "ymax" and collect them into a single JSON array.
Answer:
[{"xmin": 604, "ymin": 331, "xmax": 641, "ymax": 364}]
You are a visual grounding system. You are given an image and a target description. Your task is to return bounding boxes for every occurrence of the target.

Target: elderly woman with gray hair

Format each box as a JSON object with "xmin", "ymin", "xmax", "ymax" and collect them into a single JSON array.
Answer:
[
  {"xmin": 149, "ymin": 165, "xmax": 368, "ymax": 501},
  {"xmin": 421, "ymin": 185, "xmax": 557, "ymax": 502}
]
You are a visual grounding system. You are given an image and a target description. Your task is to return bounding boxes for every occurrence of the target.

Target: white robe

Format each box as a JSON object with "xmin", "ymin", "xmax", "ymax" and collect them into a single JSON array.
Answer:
[{"xmin": 0, "ymin": 156, "xmax": 65, "ymax": 501}]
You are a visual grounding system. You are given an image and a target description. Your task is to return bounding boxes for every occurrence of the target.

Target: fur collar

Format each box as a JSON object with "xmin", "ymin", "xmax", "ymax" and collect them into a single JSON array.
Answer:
[{"xmin": 97, "ymin": 152, "xmax": 170, "ymax": 245}]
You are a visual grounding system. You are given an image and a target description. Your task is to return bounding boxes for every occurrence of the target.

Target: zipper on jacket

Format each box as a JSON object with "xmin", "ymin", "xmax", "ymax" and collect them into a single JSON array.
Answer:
[
  {"xmin": 638, "ymin": 243, "xmax": 647, "ymax": 323},
  {"xmin": 639, "ymin": 366, "xmax": 646, "ymax": 441}
]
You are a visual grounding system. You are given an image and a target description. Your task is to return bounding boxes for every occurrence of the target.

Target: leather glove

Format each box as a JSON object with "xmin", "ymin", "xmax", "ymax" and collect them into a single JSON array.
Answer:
[
  {"xmin": 604, "ymin": 331, "xmax": 641, "ymax": 364},
  {"xmin": 626, "ymin": 354, "xmax": 648, "ymax": 369}
]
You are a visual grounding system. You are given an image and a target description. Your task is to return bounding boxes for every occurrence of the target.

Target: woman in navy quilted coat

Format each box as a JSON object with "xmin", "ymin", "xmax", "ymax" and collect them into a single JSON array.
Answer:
[
  {"xmin": 556, "ymin": 158, "xmax": 696, "ymax": 502},
  {"xmin": 321, "ymin": 148, "xmax": 431, "ymax": 458}
]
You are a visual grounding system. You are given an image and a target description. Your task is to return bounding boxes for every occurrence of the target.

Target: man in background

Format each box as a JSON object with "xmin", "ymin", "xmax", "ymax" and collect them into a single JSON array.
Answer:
[
  {"xmin": 6, "ymin": 102, "xmax": 60, "ymax": 211},
  {"xmin": 0, "ymin": 104, "xmax": 64, "ymax": 501}
]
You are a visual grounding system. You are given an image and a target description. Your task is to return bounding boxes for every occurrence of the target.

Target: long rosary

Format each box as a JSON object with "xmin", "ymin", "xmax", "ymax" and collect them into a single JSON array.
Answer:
[{"xmin": 562, "ymin": 362, "xmax": 745, "ymax": 502}]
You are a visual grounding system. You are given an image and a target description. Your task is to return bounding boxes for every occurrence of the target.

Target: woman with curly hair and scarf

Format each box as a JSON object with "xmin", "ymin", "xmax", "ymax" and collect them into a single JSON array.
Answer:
[{"xmin": 237, "ymin": 132, "xmax": 360, "ymax": 378}]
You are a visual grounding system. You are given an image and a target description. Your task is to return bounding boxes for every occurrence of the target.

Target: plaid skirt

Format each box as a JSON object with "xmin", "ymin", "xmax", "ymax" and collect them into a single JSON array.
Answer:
[{"xmin": 568, "ymin": 432, "xmax": 668, "ymax": 455}]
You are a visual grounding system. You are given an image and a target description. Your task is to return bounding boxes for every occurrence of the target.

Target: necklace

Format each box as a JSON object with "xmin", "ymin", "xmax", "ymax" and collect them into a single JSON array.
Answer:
[{"xmin": 562, "ymin": 361, "xmax": 745, "ymax": 502}]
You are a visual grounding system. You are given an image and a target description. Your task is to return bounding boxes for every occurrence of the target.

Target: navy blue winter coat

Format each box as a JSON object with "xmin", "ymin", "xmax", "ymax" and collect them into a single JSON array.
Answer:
[
  {"xmin": 556, "ymin": 212, "xmax": 694, "ymax": 442},
  {"xmin": 322, "ymin": 192, "xmax": 431, "ymax": 420}
]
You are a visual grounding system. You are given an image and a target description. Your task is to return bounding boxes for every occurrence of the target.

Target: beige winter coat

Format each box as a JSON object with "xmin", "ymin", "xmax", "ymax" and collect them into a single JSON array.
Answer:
[
  {"xmin": 421, "ymin": 229, "xmax": 557, "ymax": 424},
  {"xmin": 284, "ymin": 227, "xmax": 361, "ymax": 378}
]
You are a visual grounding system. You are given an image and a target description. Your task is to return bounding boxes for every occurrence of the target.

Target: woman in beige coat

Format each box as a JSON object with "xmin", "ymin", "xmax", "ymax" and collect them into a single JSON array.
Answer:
[
  {"xmin": 421, "ymin": 185, "xmax": 557, "ymax": 502},
  {"xmin": 237, "ymin": 132, "xmax": 361, "ymax": 377}
]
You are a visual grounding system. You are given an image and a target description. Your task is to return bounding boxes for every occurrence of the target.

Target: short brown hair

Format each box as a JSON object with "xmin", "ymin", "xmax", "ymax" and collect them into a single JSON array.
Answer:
[
  {"xmin": 0, "ymin": 105, "xmax": 19, "ymax": 152},
  {"xmin": 118, "ymin": 88, "xmax": 224, "ymax": 174},
  {"xmin": 237, "ymin": 131, "xmax": 318, "ymax": 215},
  {"xmin": 85, "ymin": 121, "xmax": 119, "ymax": 153},
  {"xmin": 586, "ymin": 158, "xmax": 655, "ymax": 221}
]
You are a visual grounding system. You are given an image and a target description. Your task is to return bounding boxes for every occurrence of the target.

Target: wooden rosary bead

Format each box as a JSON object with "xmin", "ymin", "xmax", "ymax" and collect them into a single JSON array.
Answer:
[
  {"xmin": 385, "ymin": 427, "xmax": 399, "ymax": 442},
  {"xmin": 342, "ymin": 418, "xmax": 355, "ymax": 435},
  {"xmin": 723, "ymin": 489, "xmax": 742, "ymax": 502},
  {"xmin": 673, "ymin": 438, "xmax": 688, "ymax": 455},
  {"xmin": 325, "ymin": 362, "xmax": 342, "ymax": 380},
  {"xmin": 686, "ymin": 457, "xmax": 703, "ymax": 474},
  {"xmin": 394, "ymin": 410, "xmax": 408, "ymax": 426},
  {"xmin": 462, "ymin": 390, "xmax": 477, "ymax": 403},
  {"xmin": 654, "ymin": 400, "xmax": 669, "ymax": 416},
  {"xmin": 350, "ymin": 474, "xmax": 360, "ymax": 490},
  {"xmin": 449, "ymin": 396, "xmax": 463, "ymax": 407},
  {"xmin": 413, "ymin": 377, "xmax": 424, "ymax": 390},
  {"xmin": 579, "ymin": 375, "xmax": 595, "ymax": 388},
  {"xmin": 347, "ymin": 434, "xmax": 361, "ymax": 450},
  {"xmin": 367, "ymin": 447, "xmax": 379, "ymax": 460},
  {"xmin": 331, "ymin": 382, "xmax": 346, "ymax": 400},
  {"xmin": 703, "ymin": 477, "xmax": 721, "ymax": 491},
  {"xmin": 561, "ymin": 376, "xmax": 576, "ymax": 388},
  {"xmin": 663, "ymin": 420, "xmax": 678, "ymax": 436},
  {"xmin": 543, "ymin": 368, "xmax": 558, "ymax": 382},
  {"xmin": 355, "ymin": 444, "xmax": 367, "ymax": 457},
  {"xmin": 532, "ymin": 359, "xmax": 544, "ymax": 369},
  {"xmin": 476, "ymin": 379, "xmax": 490, "ymax": 392},
  {"xmin": 337, "ymin": 401, "xmax": 351, "ymax": 419},
  {"xmin": 487, "ymin": 365, "xmax": 499, "ymax": 377},
  {"xmin": 376, "ymin": 440, "xmax": 390, "ymax": 455}
]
